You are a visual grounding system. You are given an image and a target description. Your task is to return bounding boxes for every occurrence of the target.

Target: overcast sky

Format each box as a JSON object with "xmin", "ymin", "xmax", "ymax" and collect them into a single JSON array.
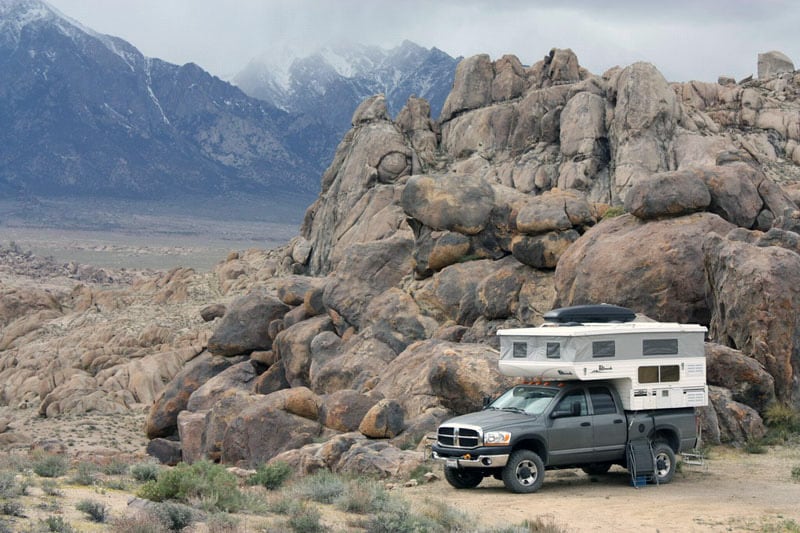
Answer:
[{"xmin": 46, "ymin": 0, "xmax": 800, "ymax": 83}]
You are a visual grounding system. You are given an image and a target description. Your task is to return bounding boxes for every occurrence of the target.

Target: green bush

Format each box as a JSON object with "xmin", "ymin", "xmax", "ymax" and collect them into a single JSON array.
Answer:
[
  {"xmin": 39, "ymin": 515, "xmax": 75, "ymax": 532},
  {"xmin": 111, "ymin": 511, "xmax": 171, "ymax": 533},
  {"xmin": 292, "ymin": 469, "xmax": 345, "ymax": 504},
  {"xmin": 286, "ymin": 502, "xmax": 324, "ymax": 533},
  {"xmin": 247, "ymin": 461, "xmax": 292, "ymax": 490},
  {"xmin": 137, "ymin": 460, "xmax": 243, "ymax": 513},
  {"xmin": 32, "ymin": 453, "xmax": 69, "ymax": 478},
  {"xmin": 71, "ymin": 462, "xmax": 98, "ymax": 486},
  {"xmin": 0, "ymin": 500, "xmax": 24, "ymax": 517},
  {"xmin": 744, "ymin": 439, "xmax": 766, "ymax": 454},
  {"xmin": 334, "ymin": 479, "xmax": 389, "ymax": 514},
  {"xmin": 151, "ymin": 502, "xmax": 196, "ymax": 531},
  {"xmin": 102, "ymin": 459, "xmax": 130, "ymax": 476},
  {"xmin": 76, "ymin": 499, "xmax": 108, "ymax": 523},
  {"xmin": 792, "ymin": 465, "xmax": 800, "ymax": 482},
  {"xmin": 602, "ymin": 205, "xmax": 626, "ymax": 219},
  {"xmin": 40, "ymin": 478, "xmax": 64, "ymax": 496},
  {"xmin": 765, "ymin": 403, "xmax": 800, "ymax": 433},
  {"xmin": 206, "ymin": 512, "xmax": 240, "ymax": 533},
  {"xmin": 130, "ymin": 462, "xmax": 161, "ymax": 482},
  {"xmin": 0, "ymin": 471, "xmax": 20, "ymax": 498}
]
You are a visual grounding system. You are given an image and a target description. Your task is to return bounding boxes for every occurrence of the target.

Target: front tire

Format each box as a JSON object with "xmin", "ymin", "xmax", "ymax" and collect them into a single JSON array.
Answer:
[
  {"xmin": 652, "ymin": 442, "xmax": 676, "ymax": 484},
  {"xmin": 502, "ymin": 449, "xmax": 545, "ymax": 493},
  {"xmin": 444, "ymin": 467, "xmax": 483, "ymax": 489}
]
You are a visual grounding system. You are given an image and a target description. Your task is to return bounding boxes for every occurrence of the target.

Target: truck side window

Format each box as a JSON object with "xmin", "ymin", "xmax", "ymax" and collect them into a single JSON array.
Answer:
[
  {"xmin": 589, "ymin": 387, "xmax": 617, "ymax": 414},
  {"xmin": 553, "ymin": 390, "xmax": 587, "ymax": 417}
]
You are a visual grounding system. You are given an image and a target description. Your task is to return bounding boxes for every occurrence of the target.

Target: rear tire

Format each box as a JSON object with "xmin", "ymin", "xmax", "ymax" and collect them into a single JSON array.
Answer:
[
  {"xmin": 652, "ymin": 442, "xmax": 676, "ymax": 484},
  {"xmin": 502, "ymin": 449, "xmax": 545, "ymax": 493},
  {"xmin": 444, "ymin": 467, "xmax": 483, "ymax": 489}
]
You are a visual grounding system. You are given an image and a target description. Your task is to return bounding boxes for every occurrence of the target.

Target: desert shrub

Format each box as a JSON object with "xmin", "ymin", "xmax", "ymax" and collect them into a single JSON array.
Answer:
[
  {"xmin": 40, "ymin": 478, "xmax": 64, "ymax": 496},
  {"xmin": 103, "ymin": 458, "xmax": 131, "ymax": 476},
  {"xmin": 792, "ymin": 466, "xmax": 800, "ymax": 482},
  {"xmin": 151, "ymin": 502, "xmax": 196, "ymax": 531},
  {"xmin": 334, "ymin": 479, "xmax": 389, "ymax": 514},
  {"xmin": 407, "ymin": 463, "xmax": 432, "ymax": 483},
  {"xmin": 111, "ymin": 511, "xmax": 171, "ymax": 533},
  {"xmin": 419, "ymin": 499, "xmax": 469, "ymax": 531},
  {"xmin": 602, "ymin": 205, "xmax": 625, "ymax": 219},
  {"xmin": 292, "ymin": 469, "xmax": 345, "ymax": 504},
  {"xmin": 0, "ymin": 500, "xmax": 24, "ymax": 517},
  {"xmin": 358, "ymin": 496, "xmax": 437, "ymax": 533},
  {"xmin": 286, "ymin": 502, "xmax": 324, "ymax": 533},
  {"xmin": 71, "ymin": 461, "xmax": 98, "ymax": 486},
  {"xmin": 130, "ymin": 462, "xmax": 161, "ymax": 482},
  {"xmin": 247, "ymin": 461, "xmax": 292, "ymax": 490},
  {"xmin": 207, "ymin": 512, "xmax": 241, "ymax": 533},
  {"xmin": 267, "ymin": 495, "xmax": 301, "ymax": 515},
  {"xmin": 487, "ymin": 516, "xmax": 570, "ymax": 533},
  {"xmin": 76, "ymin": 499, "xmax": 108, "ymax": 523},
  {"xmin": 0, "ymin": 519, "xmax": 11, "ymax": 533},
  {"xmin": 137, "ymin": 460, "xmax": 242, "ymax": 512},
  {"xmin": 744, "ymin": 439, "xmax": 766, "ymax": 454},
  {"xmin": 32, "ymin": 453, "xmax": 68, "ymax": 478},
  {"xmin": 765, "ymin": 403, "xmax": 800, "ymax": 433},
  {"xmin": 0, "ymin": 471, "xmax": 20, "ymax": 498},
  {"xmin": 39, "ymin": 515, "xmax": 75, "ymax": 532}
]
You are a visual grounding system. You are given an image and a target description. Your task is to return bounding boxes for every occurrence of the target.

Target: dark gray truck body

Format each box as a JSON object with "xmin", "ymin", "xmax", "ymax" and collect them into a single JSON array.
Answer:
[{"xmin": 431, "ymin": 380, "xmax": 698, "ymax": 493}]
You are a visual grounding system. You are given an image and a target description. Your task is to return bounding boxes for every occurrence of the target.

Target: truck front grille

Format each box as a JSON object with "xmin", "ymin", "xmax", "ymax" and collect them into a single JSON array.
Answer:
[{"xmin": 437, "ymin": 425, "xmax": 481, "ymax": 448}]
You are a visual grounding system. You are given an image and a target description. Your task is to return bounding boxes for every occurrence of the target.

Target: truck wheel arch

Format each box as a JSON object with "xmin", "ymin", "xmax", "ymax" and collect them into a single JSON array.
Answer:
[
  {"xmin": 512, "ymin": 437, "xmax": 548, "ymax": 464},
  {"xmin": 650, "ymin": 429, "xmax": 679, "ymax": 453}
]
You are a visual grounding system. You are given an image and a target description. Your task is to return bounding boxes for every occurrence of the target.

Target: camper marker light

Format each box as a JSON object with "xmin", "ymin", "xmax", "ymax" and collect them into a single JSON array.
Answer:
[{"xmin": 484, "ymin": 431, "xmax": 511, "ymax": 445}]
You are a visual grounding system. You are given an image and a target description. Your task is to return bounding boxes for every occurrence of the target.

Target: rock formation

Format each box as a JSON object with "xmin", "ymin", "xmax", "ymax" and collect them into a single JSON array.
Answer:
[{"xmin": 2, "ymin": 49, "xmax": 800, "ymax": 471}]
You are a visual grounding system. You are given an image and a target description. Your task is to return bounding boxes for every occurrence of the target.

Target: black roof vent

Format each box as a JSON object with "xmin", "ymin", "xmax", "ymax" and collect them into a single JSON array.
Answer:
[{"xmin": 543, "ymin": 304, "xmax": 636, "ymax": 324}]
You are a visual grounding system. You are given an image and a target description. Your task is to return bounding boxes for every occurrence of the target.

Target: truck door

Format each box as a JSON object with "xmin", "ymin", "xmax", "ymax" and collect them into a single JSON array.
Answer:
[
  {"xmin": 589, "ymin": 386, "xmax": 627, "ymax": 461},
  {"xmin": 546, "ymin": 388, "xmax": 593, "ymax": 465}
]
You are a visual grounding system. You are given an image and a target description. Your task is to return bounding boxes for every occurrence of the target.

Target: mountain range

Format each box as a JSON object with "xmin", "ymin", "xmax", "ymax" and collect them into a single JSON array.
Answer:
[
  {"xmin": 0, "ymin": 0, "xmax": 457, "ymax": 209},
  {"xmin": 233, "ymin": 40, "xmax": 459, "ymax": 141}
]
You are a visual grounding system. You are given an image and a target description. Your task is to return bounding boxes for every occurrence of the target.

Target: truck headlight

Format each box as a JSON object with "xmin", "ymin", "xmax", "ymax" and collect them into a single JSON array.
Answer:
[{"xmin": 483, "ymin": 431, "xmax": 511, "ymax": 446}]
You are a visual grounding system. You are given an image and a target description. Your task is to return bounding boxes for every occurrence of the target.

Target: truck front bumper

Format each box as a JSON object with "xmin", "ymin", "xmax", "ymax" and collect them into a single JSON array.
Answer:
[{"xmin": 431, "ymin": 450, "xmax": 509, "ymax": 469}]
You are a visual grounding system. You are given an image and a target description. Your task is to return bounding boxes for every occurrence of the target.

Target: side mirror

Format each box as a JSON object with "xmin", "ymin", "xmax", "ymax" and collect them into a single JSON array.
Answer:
[{"xmin": 571, "ymin": 401, "xmax": 582, "ymax": 416}]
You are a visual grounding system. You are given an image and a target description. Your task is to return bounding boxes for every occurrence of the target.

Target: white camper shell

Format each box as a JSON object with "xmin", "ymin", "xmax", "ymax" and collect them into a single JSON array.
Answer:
[{"xmin": 497, "ymin": 320, "xmax": 708, "ymax": 411}]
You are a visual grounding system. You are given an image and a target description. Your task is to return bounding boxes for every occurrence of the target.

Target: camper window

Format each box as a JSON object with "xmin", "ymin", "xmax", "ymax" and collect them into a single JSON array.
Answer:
[
  {"xmin": 643, "ymin": 338, "xmax": 678, "ymax": 355},
  {"xmin": 638, "ymin": 365, "xmax": 680, "ymax": 384},
  {"xmin": 592, "ymin": 340, "xmax": 615, "ymax": 358},
  {"xmin": 546, "ymin": 342, "xmax": 561, "ymax": 359},
  {"xmin": 512, "ymin": 342, "xmax": 527, "ymax": 358}
]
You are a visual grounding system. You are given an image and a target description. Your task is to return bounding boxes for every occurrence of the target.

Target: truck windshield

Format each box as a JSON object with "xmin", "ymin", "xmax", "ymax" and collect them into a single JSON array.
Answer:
[{"xmin": 489, "ymin": 386, "xmax": 558, "ymax": 415}]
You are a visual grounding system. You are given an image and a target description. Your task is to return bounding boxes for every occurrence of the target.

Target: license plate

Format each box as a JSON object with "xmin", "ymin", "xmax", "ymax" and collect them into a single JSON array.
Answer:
[{"xmin": 446, "ymin": 459, "xmax": 458, "ymax": 468}]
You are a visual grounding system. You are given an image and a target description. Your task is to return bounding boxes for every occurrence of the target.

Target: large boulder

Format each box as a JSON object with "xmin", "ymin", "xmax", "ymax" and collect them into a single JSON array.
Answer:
[
  {"xmin": 402, "ymin": 175, "xmax": 496, "ymax": 235},
  {"xmin": 757, "ymin": 51, "xmax": 795, "ymax": 79},
  {"xmin": 207, "ymin": 293, "xmax": 289, "ymax": 356},
  {"xmin": 705, "ymin": 343, "xmax": 776, "ymax": 413},
  {"xmin": 624, "ymin": 169, "xmax": 711, "ymax": 219},
  {"xmin": 322, "ymin": 233, "xmax": 415, "ymax": 329},
  {"xmin": 310, "ymin": 334, "xmax": 396, "ymax": 395},
  {"xmin": 702, "ymin": 386, "xmax": 767, "ymax": 444},
  {"xmin": 372, "ymin": 339, "xmax": 514, "ymax": 419},
  {"xmin": 704, "ymin": 233, "xmax": 800, "ymax": 405},
  {"xmin": 361, "ymin": 288, "xmax": 438, "ymax": 355},
  {"xmin": 555, "ymin": 213, "xmax": 735, "ymax": 323},
  {"xmin": 145, "ymin": 353, "xmax": 247, "ymax": 439},
  {"xmin": 274, "ymin": 315, "xmax": 335, "ymax": 387},
  {"xmin": 319, "ymin": 389, "xmax": 380, "ymax": 433},
  {"xmin": 440, "ymin": 54, "xmax": 493, "ymax": 122}
]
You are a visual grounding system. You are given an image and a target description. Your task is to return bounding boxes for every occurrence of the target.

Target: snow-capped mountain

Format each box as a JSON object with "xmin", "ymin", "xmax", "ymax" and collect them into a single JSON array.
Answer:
[
  {"xmin": 0, "ymin": 0, "xmax": 332, "ymax": 202},
  {"xmin": 233, "ymin": 40, "xmax": 459, "ymax": 138}
]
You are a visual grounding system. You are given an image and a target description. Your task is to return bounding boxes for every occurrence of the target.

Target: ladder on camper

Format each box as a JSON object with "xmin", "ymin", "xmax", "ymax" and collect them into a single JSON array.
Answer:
[{"xmin": 627, "ymin": 439, "xmax": 656, "ymax": 488}]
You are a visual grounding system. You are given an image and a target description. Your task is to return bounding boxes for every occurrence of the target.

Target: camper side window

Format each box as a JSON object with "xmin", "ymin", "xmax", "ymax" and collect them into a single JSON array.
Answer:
[
  {"xmin": 592, "ymin": 341, "xmax": 615, "ymax": 358},
  {"xmin": 643, "ymin": 338, "xmax": 678, "ymax": 355},
  {"xmin": 638, "ymin": 365, "xmax": 680, "ymax": 383},
  {"xmin": 546, "ymin": 342, "xmax": 561, "ymax": 359},
  {"xmin": 512, "ymin": 342, "xmax": 527, "ymax": 358}
]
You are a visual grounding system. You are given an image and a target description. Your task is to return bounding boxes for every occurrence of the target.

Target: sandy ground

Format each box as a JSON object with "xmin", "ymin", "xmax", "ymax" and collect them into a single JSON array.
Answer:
[{"xmin": 405, "ymin": 445, "xmax": 800, "ymax": 532}]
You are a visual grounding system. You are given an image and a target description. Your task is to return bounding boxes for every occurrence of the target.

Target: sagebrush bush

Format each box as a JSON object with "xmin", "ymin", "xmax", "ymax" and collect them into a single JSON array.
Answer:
[
  {"xmin": 102, "ymin": 459, "xmax": 130, "ymax": 476},
  {"xmin": 71, "ymin": 462, "xmax": 97, "ymax": 486},
  {"xmin": 130, "ymin": 462, "xmax": 161, "ymax": 482},
  {"xmin": 0, "ymin": 500, "xmax": 24, "ymax": 517},
  {"xmin": 765, "ymin": 403, "xmax": 800, "ymax": 432},
  {"xmin": 286, "ymin": 502, "xmax": 324, "ymax": 533},
  {"xmin": 0, "ymin": 471, "xmax": 20, "ymax": 498},
  {"xmin": 334, "ymin": 479, "xmax": 389, "ymax": 514},
  {"xmin": 111, "ymin": 511, "xmax": 171, "ymax": 533},
  {"xmin": 206, "ymin": 512, "xmax": 241, "ymax": 533},
  {"xmin": 76, "ymin": 499, "xmax": 108, "ymax": 522},
  {"xmin": 247, "ymin": 461, "xmax": 292, "ymax": 490},
  {"xmin": 151, "ymin": 501, "xmax": 196, "ymax": 531},
  {"xmin": 792, "ymin": 465, "xmax": 800, "ymax": 482},
  {"xmin": 292, "ymin": 469, "xmax": 345, "ymax": 504},
  {"xmin": 137, "ymin": 460, "xmax": 243, "ymax": 513},
  {"xmin": 32, "ymin": 452, "xmax": 69, "ymax": 478},
  {"xmin": 40, "ymin": 515, "xmax": 75, "ymax": 532},
  {"xmin": 40, "ymin": 478, "xmax": 64, "ymax": 496}
]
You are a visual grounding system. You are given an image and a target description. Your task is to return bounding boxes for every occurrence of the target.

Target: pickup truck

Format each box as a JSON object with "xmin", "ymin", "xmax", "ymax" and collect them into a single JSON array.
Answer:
[{"xmin": 431, "ymin": 380, "xmax": 698, "ymax": 493}]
